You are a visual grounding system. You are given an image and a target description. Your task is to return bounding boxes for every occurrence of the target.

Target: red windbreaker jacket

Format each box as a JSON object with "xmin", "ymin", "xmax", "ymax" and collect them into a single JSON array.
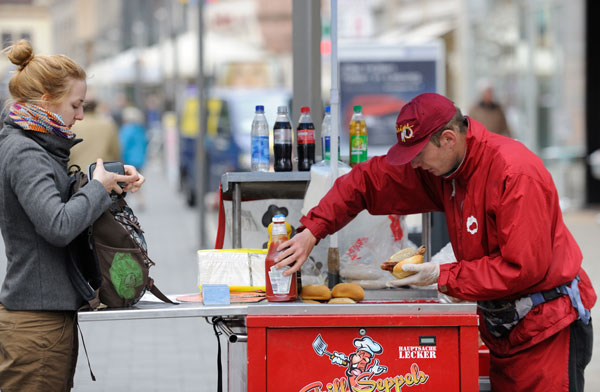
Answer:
[{"xmin": 300, "ymin": 118, "xmax": 596, "ymax": 355}]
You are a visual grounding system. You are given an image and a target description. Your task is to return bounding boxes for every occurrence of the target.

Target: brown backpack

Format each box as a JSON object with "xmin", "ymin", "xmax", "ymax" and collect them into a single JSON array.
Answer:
[{"xmin": 66, "ymin": 165, "xmax": 177, "ymax": 308}]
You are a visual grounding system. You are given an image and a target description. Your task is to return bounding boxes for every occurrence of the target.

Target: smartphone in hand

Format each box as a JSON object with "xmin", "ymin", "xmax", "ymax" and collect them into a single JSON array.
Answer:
[{"xmin": 87, "ymin": 161, "xmax": 126, "ymax": 189}]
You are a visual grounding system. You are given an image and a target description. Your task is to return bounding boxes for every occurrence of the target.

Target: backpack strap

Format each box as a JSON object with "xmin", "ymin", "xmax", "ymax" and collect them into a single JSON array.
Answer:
[
  {"xmin": 76, "ymin": 289, "xmax": 102, "ymax": 311},
  {"xmin": 76, "ymin": 317, "xmax": 97, "ymax": 381},
  {"xmin": 148, "ymin": 278, "xmax": 179, "ymax": 305},
  {"xmin": 66, "ymin": 165, "xmax": 103, "ymax": 309},
  {"xmin": 211, "ymin": 316, "xmax": 224, "ymax": 392}
]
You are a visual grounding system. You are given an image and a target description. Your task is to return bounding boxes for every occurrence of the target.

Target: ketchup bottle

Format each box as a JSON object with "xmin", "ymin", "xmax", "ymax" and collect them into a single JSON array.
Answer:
[{"xmin": 265, "ymin": 214, "xmax": 297, "ymax": 302}]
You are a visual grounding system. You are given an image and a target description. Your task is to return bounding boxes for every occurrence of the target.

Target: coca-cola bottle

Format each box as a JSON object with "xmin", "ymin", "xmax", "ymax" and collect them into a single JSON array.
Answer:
[
  {"xmin": 296, "ymin": 106, "xmax": 315, "ymax": 171},
  {"xmin": 273, "ymin": 106, "xmax": 292, "ymax": 171}
]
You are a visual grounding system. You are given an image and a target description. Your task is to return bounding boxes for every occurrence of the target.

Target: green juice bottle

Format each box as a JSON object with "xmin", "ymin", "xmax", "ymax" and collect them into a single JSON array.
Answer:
[{"xmin": 349, "ymin": 105, "xmax": 367, "ymax": 167}]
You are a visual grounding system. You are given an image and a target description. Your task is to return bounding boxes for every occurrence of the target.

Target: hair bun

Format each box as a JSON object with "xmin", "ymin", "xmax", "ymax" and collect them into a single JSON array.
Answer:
[{"xmin": 7, "ymin": 40, "xmax": 34, "ymax": 68}]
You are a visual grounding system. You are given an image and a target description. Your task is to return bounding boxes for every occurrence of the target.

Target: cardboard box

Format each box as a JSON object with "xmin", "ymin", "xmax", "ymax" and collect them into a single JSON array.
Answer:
[{"xmin": 197, "ymin": 249, "xmax": 267, "ymax": 291}]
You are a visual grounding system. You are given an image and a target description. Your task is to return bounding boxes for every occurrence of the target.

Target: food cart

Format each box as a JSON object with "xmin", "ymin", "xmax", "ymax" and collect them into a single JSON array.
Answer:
[
  {"xmin": 78, "ymin": 289, "xmax": 482, "ymax": 392},
  {"xmin": 213, "ymin": 168, "xmax": 489, "ymax": 390}
]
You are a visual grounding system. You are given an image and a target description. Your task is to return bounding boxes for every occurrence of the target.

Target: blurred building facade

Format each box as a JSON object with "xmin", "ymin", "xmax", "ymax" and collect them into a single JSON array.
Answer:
[
  {"xmin": 0, "ymin": 0, "xmax": 51, "ymax": 106},
  {"xmin": 0, "ymin": 0, "xmax": 51, "ymax": 52}
]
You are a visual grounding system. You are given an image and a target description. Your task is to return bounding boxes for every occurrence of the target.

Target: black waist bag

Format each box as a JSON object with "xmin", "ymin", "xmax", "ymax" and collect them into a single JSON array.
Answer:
[{"xmin": 67, "ymin": 166, "xmax": 177, "ymax": 309}]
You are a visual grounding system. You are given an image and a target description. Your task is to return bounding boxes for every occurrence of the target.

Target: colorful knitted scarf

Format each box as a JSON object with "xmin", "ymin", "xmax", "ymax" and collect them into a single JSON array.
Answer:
[{"xmin": 8, "ymin": 102, "xmax": 75, "ymax": 140}]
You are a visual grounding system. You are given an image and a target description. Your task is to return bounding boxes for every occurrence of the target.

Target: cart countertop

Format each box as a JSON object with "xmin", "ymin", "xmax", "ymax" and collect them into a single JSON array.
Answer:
[{"xmin": 77, "ymin": 288, "xmax": 477, "ymax": 322}]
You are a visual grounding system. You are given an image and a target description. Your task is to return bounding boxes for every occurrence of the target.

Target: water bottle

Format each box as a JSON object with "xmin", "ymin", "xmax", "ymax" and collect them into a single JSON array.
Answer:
[
  {"xmin": 251, "ymin": 105, "xmax": 270, "ymax": 171},
  {"xmin": 265, "ymin": 214, "xmax": 296, "ymax": 302},
  {"xmin": 321, "ymin": 106, "xmax": 340, "ymax": 161},
  {"xmin": 349, "ymin": 105, "xmax": 368, "ymax": 167},
  {"xmin": 296, "ymin": 106, "xmax": 315, "ymax": 171},
  {"xmin": 273, "ymin": 106, "xmax": 293, "ymax": 171}
]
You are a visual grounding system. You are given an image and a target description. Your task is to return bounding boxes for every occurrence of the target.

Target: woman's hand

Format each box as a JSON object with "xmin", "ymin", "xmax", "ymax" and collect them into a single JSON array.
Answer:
[
  {"xmin": 123, "ymin": 164, "xmax": 145, "ymax": 193},
  {"xmin": 91, "ymin": 159, "xmax": 145, "ymax": 195}
]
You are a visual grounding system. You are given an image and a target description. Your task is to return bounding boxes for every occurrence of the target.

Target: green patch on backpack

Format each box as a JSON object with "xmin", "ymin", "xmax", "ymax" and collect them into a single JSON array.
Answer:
[{"xmin": 110, "ymin": 252, "xmax": 143, "ymax": 299}]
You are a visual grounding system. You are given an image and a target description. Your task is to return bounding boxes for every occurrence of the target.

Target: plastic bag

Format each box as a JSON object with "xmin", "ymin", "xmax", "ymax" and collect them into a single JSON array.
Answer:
[
  {"xmin": 430, "ymin": 241, "xmax": 457, "ymax": 265},
  {"xmin": 339, "ymin": 213, "xmax": 409, "ymax": 289},
  {"xmin": 300, "ymin": 256, "xmax": 328, "ymax": 286}
]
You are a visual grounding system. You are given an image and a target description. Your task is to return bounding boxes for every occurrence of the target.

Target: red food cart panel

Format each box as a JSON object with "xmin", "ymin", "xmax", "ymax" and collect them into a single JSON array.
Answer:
[{"xmin": 265, "ymin": 326, "xmax": 460, "ymax": 392}]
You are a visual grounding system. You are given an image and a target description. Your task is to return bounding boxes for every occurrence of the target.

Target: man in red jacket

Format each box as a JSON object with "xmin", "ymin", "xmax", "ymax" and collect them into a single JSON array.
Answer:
[{"xmin": 275, "ymin": 93, "xmax": 595, "ymax": 391}]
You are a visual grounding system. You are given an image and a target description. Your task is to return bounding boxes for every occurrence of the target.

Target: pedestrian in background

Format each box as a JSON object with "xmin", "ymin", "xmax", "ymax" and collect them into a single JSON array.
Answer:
[
  {"xmin": 0, "ymin": 39, "xmax": 145, "ymax": 391},
  {"xmin": 110, "ymin": 93, "xmax": 128, "ymax": 128},
  {"xmin": 144, "ymin": 94, "xmax": 163, "ymax": 159},
  {"xmin": 468, "ymin": 83, "xmax": 512, "ymax": 138},
  {"xmin": 119, "ymin": 106, "xmax": 148, "ymax": 210},
  {"xmin": 69, "ymin": 98, "xmax": 121, "ymax": 170}
]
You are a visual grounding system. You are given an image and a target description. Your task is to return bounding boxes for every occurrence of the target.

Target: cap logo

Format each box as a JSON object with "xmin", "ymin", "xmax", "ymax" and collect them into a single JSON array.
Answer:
[{"xmin": 396, "ymin": 123, "xmax": 414, "ymax": 143}]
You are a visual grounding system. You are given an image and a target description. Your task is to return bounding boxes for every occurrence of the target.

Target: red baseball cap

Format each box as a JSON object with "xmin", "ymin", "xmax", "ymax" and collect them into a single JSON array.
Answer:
[{"xmin": 386, "ymin": 93, "xmax": 456, "ymax": 166}]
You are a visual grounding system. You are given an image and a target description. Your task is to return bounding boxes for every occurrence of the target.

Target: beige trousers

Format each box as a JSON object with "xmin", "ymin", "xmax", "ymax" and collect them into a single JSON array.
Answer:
[{"xmin": 0, "ymin": 304, "xmax": 78, "ymax": 392}]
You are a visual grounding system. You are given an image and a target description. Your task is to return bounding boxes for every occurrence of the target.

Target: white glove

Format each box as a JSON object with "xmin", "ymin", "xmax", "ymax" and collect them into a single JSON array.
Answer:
[
  {"xmin": 386, "ymin": 262, "xmax": 440, "ymax": 287},
  {"xmin": 368, "ymin": 359, "xmax": 387, "ymax": 375},
  {"xmin": 331, "ymin": 351, "xmax": 347, "ymax": 366}
]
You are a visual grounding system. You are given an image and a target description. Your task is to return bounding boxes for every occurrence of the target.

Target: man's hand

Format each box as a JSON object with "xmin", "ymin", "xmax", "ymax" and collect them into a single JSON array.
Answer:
[
  {"xmin": 273, "ymin": 229, "xmax": 317, "ymax": 276},
  {"xmin": 386, "ymin": 262, "xmax": 440, "ymax": 287}
]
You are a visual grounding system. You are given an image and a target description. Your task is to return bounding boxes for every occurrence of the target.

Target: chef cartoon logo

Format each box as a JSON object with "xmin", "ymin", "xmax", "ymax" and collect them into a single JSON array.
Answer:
[
  {"xmin": 301, "ymin": 334, "xmax": 429, "ymax": 392},
  {"xmin": 466, "ymin": 216, "xmax": 478, "ymax": 235}
]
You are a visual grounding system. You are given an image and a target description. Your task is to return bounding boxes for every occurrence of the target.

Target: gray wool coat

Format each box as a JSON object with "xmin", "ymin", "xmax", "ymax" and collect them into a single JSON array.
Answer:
[{"xmin": 0, "ymin": 118, "xmax": 112, "ymax": 310}]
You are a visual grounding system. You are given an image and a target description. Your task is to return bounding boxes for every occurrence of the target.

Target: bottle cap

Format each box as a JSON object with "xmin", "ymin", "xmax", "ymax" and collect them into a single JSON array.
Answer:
[
  {"xmin": 277, "ymin": 106, "xmax": 288, "ymax": 114},
  {"xmin": 301, "ymin": 106, "xmax": 310, "ymax": 113},
  {"xmin": 256, "ymin": 105, "xmax": 265, "ymax": 113},
  {"xmin": 353, "ymin": 105, "xmax": 362, "ymax": 113},
  {"xmin": 272, "ymin": 214, "xmax": 285, "ymax": 223},
  {"xmin": 325, "ymin": 106, "xmax": 331, "ymax": 114}
]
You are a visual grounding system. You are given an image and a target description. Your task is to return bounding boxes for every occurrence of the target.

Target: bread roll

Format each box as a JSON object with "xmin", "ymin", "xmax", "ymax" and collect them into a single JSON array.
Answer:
[
  {"xmin": 381, "ymin": 246, "xmax": 426, "ymax": 271},
  {"xmin": 391, "ymin": 254, "xmax": 424, "ymax": 279},
  {"xmin": 302, "ymin": 299, "xmax": 322, "ymax": 304},
  {"xmin": 300, "ymin": 284, "xmax": 332, "ymax": 300},
  {"xmin": 328, "ymin": 297, "xmax": 356, "ymax": 304},
  {"xmin": 331, "ymin": 283, "xmax": 365, "ymax": 301}
]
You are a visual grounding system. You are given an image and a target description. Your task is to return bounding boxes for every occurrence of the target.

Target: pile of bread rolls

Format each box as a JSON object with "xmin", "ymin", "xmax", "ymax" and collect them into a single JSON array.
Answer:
[
  {"xmin": 298, "ymin": 246, "xmax": 426, "ymax": 302},
  {"xmin": 300, "ymin": 283, "xmax": 365, "ymax": 304}
]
